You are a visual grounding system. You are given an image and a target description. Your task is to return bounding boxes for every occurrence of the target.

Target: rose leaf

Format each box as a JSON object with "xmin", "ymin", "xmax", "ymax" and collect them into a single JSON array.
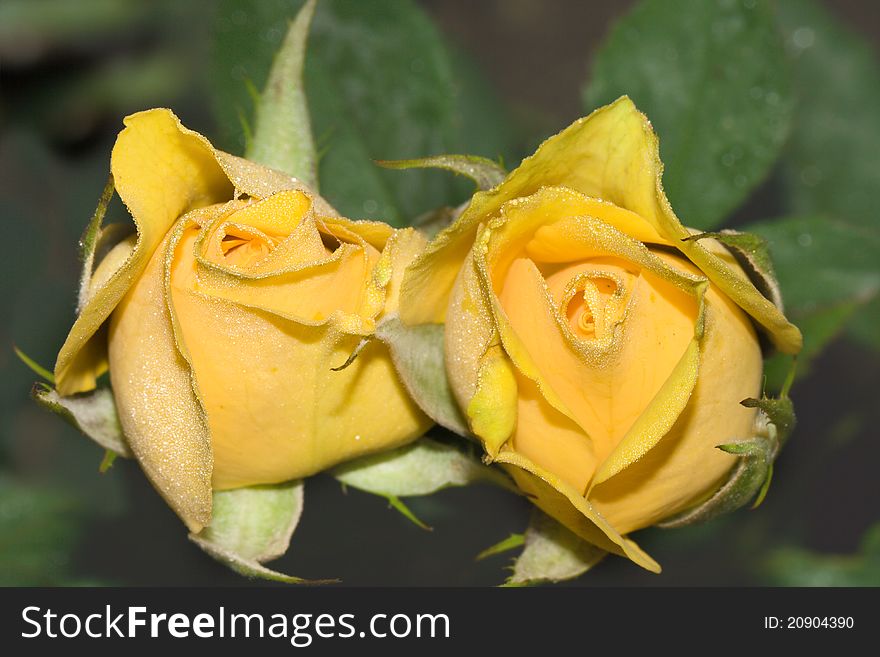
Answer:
[
  {"xmin": 584, "ymin": 0, "xmax": 792, "ymax": 230},
  {"xmin": 773, "ymin": 0, "xmax": 880, "ymax": 350}
]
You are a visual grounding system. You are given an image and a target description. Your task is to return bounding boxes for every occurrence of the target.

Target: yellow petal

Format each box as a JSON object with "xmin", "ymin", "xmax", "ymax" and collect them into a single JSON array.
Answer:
[
  {"xmin": 475, "ymin": 192, "xmax": 707, "ymax": 468},
  {"xmin": 167, "ymin": 223, "xmax": 429, "ymax": 488},
  {"xmin": 108, "ymin": 223, "xmax": 213, "ymax": 532},
  {"xmin": 445, "ymin": 249, "xmax": 497, "ymax": 410},
  {"xmin": 495, "ymin": 449, "xmax": 660, "ymax": 573},
  {"xmin": 466, "ymin": 344, "xmax": 518, "ymax": 458},
  {"xmin": 189, "ymin": 201, "xmax": 377, "ymax": 328},
  {"xmin": 590, "ymin": 279, "xmax": 762, "ymax": 533},
  {"xmin": 55, "ymin": 108, "xmax": 233, "ymax": 394},
  {"xmin": 510, "ymin": 373, "xmax": 599, "ymax": 495},
  {"xmin": 378, "ymin": 227, "xmax": 427, "ymax": 316},
  {"xmin": 401, "ymin": 97, "xmax": 801, "ymax": 352}
]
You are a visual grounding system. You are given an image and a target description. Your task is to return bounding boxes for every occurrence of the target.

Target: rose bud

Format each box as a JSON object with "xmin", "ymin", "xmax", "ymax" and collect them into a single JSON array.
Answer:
[
  {"xmin": 54, "ymin": 109, "xmax": 430, "ymax": 532},
  {"xmin": 400, "ymin": 97, "xmax": 801, "ymax": 571}
]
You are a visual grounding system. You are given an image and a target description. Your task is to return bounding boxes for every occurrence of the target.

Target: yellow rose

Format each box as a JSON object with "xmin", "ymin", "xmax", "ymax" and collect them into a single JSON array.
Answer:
[
  {"xmin": 400, "ymin": 97, "xmax": 802, "ymax": 571},
  {"xmin": 53, "ymin": 109, "xmax": 430, "ymax": 532}
]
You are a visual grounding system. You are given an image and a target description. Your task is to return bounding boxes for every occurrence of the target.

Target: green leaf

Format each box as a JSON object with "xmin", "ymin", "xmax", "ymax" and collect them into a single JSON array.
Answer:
[
  {"xmin": 761, "ymin": 523, "xmax": 880, "ymax": 586},
  {"xmin": 332, "ymin": 435, "xmax": 506, "ymax": 498},
  {"xmin": 775, "ymin": 0, "xmax": 880, "ymax": 232},
  {"xmin": 763, "ymin": 300, "xmax": 862, "ymax": 389},
  {"xmin": 750, "ymin": 216, "xmax": 880, "ymax": 311},
  {"xmin": 774, "ymin": 0, "xmax": 880, "ymax": 349},
  {"xmin": 211, "ymin": 0, "xmax": 513, "ymax": 225},
  {"xmin": 376, "ymin": 154, "xmax": 507, "ymax": 192},
  {"xmin": 506, "ymin": 511, "xmax": 606, "ymax": 586},
  {"xmin": 847, "ymin": 298, "xmax": 880, "ymax": 350},
  {"xmin": 193, "ymin": 481, "xmax": 334, "ymax": 584},
  {"xmin": 583, "ymin": 0, "xmax": 792, "ymax": 229},
  {"xmin": 748, "ymin": 216, "xmax": 880, "ymax": 367},
  {"xmin": 375, "ymin": 316, "xmax": 468, "ymax": 435},
  {"xmin": 31, "ymin": 383, "xmax": 131, "ymax": 458},
  {"xmin": 247, "ymin": 0, "xmax": 318, "ymax": 186}
]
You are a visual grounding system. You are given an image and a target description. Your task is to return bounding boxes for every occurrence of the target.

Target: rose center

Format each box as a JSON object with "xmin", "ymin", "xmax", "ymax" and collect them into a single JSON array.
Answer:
[
  {"xmin": 219, "ymin": 226, "xmax": 284, "ymax": 268},
  {"xmin": 543, "ymin": 260, "xmax": 635, "ymax": 343}
]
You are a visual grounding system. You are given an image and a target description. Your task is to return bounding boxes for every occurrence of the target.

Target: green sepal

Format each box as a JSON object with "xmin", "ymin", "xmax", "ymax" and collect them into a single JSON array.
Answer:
[
  {"xmin": 192, "ymin": 481, "xmax": 336, "ymax": 584},
  {"xmin": 475, "ymin": 533, "xmax": 524, "ymax": 562},
  {"xmin": 333, "ymin": 435, "xmax": 512, "ymax": 498},
  {"xmin": 77, "ymin": 175, "xmax": 115, "ymax": 313},
  {"xmin": 411, "ymin": 205, "xmax": 459, "ymax": 240},
  {"xmin": 741, "ymin": 393, "xmax": 796, "ymax": 448},
  {"xmin": 14, "ymin": 346, "xmax": 54, "ymax": 384},
  {"xmin": 190, "ymin": 536, "xmax": 333, "ymax": 584},
  {"xmin": 31, "ymin": 382, "xmax": 131, "ymax": 458},
  {"xmin": 375, "ymin": 316, "xmax": 468, "ymax": 435},
  {"xmin": 504, "ymin": 510, "xmax": 606, "ymax": 586},
  {"xmin": 659, "ymin": 371, "xmax": 796, "ymax": 528},
  {"xmin": 376, "ymin": 154, "xmax": 507, "ymax": 191},
  {"xmin": 684, "ymin": 229, "xmax": 783, "ymax": 310},
  {"xmin": 384, "ymin": 495, "xmax": 432, "ymax": 531},
  {"xmin": 99, "ymin": 450, "xmax": 118, "ymax": 473},
  {"xmin": 333, "ymin": 435, "xmax": 514, "ymax": 529},
  {"xmin": 246, "ymin": 0, "xmax": 318, "ymax": 187}
]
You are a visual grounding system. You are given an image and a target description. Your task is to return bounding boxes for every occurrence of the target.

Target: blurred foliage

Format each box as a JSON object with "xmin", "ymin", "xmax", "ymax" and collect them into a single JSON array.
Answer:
[
  {"xmin": 774, "ymin": 0, "xmax": 880, "ymax": 350},
  {"xmin": 762, "ymin": 524, "xmax": 880, "ymax": 586},
  {"xmin": 0, "ymin": 477, "xmax": 83, "ymax": 586},
  {"xmin": 211, "ymin": 0, "xmax": 515, "ymax": 226},
  {"xmin": 749, "ymin": 216, "xmax": 879, "ymax": 386},
  {"xmin": 584, "ymin": 0, "xmax": 792, "ymax": 231}
]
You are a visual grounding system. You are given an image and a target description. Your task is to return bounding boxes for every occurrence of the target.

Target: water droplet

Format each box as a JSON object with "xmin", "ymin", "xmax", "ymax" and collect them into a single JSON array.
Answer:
[
  {"xmin": 765, "ymin": 91, "xmax": 781, "ymax": 106},
  {"xmin": 797, "ymin": 233, "xmax": 813, "ymax": 247},
  {"xmin": 734, "ymin": 174, "xmax": 747, "ymax": 188},
  {"xmin": 743, "ymin": 0, "xmax": 757, "ymax": 9},
  {"xmin": 664, "ymin": 47, "xmax": 679, "ymax": 62},
  {"xmin": 722, "ymin": 151, "xmax": 737, "ymax": 167},
  {"xmin": 362, "ymin": 199, "xmax": 379, "ymax": 215},
  {"xmin": 792, "ymin": 27, "xmax": 815, "ymax": 50},
  {"xmin": 749, "ymin": 86, "xmax": 764, "ymax": 100},
  {"xmin": 354, "ymin": 434, "xmax": 362, "ymax": 441},
  {"xmin": 721, "ymin": 116, "xmax": 736, "ymax": 131}
]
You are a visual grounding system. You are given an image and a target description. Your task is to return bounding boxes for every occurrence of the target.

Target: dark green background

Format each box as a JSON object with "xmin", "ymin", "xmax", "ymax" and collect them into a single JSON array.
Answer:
[{"xmin": 1, "ymin": 0, "xmax": 878, "ymax": 586}]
